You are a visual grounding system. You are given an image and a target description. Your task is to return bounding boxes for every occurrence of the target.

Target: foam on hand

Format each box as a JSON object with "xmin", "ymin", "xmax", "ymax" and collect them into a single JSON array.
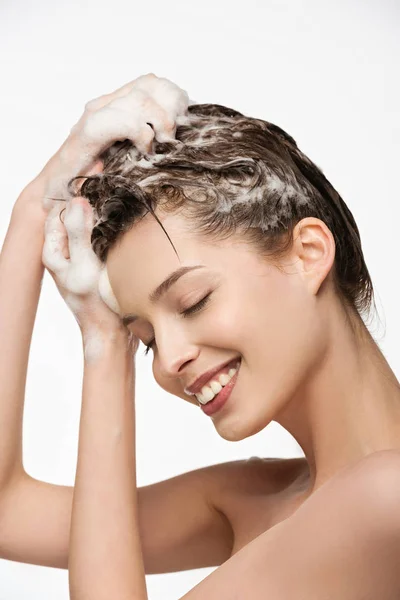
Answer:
[
  {"xmin": 42, "ymin": 200, "xmax": 123, "ymax": 363},
  {"xmin": 98, "ymin": 266, "xmax": 121, "ymax": 315},
  {"xmin": 43, "ymin": 74, "xmax": 190, "ymax": 209},
  {"xmin": 43, "ymin": 203, "xmax": 101, "ymax": 295}
]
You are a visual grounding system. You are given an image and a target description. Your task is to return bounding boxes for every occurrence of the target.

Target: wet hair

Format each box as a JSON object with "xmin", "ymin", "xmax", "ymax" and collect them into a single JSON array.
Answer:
[{"xmin": 70, "ymin": 103, "xmax": 376, "ymax": 328}]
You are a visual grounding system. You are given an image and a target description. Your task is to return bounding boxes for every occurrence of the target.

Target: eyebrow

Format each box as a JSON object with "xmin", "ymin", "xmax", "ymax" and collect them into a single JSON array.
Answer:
[{"xmin": 121, "ymin": 265, "xmax": 206, "ymax": 327}]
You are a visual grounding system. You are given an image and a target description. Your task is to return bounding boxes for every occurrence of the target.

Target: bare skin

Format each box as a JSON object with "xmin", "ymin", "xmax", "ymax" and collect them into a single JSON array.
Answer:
[
  {"xmin": 179, "ymin": 449, "xmax": 400, "ymax": 599},
  {"xmin": 106, "ymin": 208, "xmax": 400, "ymax": 494},
  {"xmin": 1, "ymin": 75, "xmax": 400, "ymax": 597}
]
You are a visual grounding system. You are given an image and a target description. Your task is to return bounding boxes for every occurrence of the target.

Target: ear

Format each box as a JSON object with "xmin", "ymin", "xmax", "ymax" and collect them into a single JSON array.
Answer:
[{"xmin": 291, "ymin": 217, "xmax": 336, "ymax": 296}]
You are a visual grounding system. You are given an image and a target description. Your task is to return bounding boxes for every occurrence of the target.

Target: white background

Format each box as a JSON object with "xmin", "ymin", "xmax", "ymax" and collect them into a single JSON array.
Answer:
[{"xmin": 0, "ymin": 0, "xmax": 399, "ymax": 598}]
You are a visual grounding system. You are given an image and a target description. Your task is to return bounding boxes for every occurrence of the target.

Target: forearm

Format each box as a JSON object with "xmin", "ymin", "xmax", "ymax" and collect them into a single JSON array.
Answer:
[
  {"xmin": 69, "ymin": 331, "xmax": 147, "ymax": 600},
  {"xmin": 0, "ymin": 194, "xmax": 45, "ymax": 488}
]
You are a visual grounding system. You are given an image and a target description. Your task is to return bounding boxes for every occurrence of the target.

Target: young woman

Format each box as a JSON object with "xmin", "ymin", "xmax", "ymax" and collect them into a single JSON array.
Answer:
[{"xmin": 1, "ymin": 73, "xmax": 400, "ymax": 599}]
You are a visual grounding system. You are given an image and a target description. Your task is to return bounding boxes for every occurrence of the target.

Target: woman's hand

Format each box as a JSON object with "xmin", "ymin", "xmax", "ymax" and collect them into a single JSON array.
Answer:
[
  {"xmin": 19, "ymin": 72, "xmax": 190, "ymax": 349},
  {"xmin": 42, "ymin": 195, "xmax": 137, "ymax": 355},
  {"xmin": 14, "ymin": 73, "xmax": 189, "ymax": 215}
]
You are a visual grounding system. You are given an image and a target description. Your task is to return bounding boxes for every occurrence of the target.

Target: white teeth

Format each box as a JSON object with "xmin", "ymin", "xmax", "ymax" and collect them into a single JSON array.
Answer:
[
  {"xmin": 218, "ymin": 373, "xmax": 231, "ymax": 386},
  {"xmin": 200, "ymin": 387, "xmax": 215, "ymax": 403},
  {"xmin": 196, "ymin": 361, "xmax": 240, "ymax": 405},
  {"xmin": 210, "ymin": 380, "xmax": 222, "ymax": 394}
]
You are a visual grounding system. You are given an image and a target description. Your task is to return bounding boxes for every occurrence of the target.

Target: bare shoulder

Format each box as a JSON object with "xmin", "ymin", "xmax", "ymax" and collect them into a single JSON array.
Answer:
[
  {"xmin": 342, "ymin": 449, "xmax": 400, "ymax": 533},
  {"xmin": 340, "ymin": 448, "xmax": 400, "ymax": 476},
  {"xmin": 320, "ymin": 449, "xmax": 400, "ymax": 504},
  {"xmin": 179, "ymin": 453, "xmax": 400, "ymax": 599},
  {"xmin": 356, "ymin": 447, "xmax": 400, "ymax": 477},
  {"xmin": 205, "ymin": 455, "xmax": 310, "ymax": 543}
]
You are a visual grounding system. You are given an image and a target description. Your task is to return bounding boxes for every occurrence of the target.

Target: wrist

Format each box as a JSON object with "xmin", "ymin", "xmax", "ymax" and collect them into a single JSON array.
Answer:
[{"xmin": 82, "ymin": 326, "xmax": 139, "ymax": 361}]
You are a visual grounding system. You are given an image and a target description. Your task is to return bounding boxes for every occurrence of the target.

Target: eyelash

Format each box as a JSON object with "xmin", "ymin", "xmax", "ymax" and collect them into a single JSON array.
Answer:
[{"xmin": 142, "ymin": 292, "xmax": 212, "ymax": 356}]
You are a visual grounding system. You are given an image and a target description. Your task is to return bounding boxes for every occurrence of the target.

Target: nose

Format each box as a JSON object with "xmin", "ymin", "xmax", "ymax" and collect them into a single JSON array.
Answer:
[{"xmin": 156, "ymin": 330, "xmax": 200, "ymax": 381}]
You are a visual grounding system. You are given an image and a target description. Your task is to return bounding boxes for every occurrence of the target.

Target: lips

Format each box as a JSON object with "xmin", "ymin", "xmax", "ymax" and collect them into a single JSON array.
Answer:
[{"xmin": 184, "ymin": 357, "xmax": 241, "ymax": 396}]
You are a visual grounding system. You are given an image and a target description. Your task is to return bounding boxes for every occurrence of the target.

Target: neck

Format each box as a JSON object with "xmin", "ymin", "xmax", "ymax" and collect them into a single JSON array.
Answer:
[{"xmin": 274, "ymin": 309, "xmax": 400, "ymax": 493}]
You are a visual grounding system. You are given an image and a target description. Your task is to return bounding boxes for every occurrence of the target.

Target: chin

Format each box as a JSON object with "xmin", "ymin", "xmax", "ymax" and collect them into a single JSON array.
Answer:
[{"xmin": 214, "ymin": 411, "xmax": 273, "ymax": 442}]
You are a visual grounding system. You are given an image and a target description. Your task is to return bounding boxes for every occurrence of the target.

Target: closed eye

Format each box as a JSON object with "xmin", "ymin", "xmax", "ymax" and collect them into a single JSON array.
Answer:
[{"xmin": 142, "ymin": 292, "xmax": 213, "ymax": 356}]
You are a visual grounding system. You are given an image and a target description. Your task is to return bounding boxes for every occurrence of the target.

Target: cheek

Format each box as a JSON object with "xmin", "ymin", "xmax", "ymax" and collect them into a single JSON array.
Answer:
[
  {"xmin": 200, "ymin": 299, "xmax": 247, "ymax": 347},
  {"xmin": 252, "ymin": 288, "xmax": 325, "ymax": 396},
  {"xmin": 225, "ymin": 272, "xmax": 318, "ymax": 367}
]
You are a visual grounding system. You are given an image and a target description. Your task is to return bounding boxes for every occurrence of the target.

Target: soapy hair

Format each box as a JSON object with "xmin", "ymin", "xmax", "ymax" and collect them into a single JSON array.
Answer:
[{"xmin": 71, "ymin": 103, "xmax": 376, "ymax": 324}]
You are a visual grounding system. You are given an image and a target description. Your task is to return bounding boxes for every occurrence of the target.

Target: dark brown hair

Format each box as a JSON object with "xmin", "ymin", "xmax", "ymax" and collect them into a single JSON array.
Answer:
[{"xmin": 72, "ymin": 103, "xmax": 376, "ymax": 326}]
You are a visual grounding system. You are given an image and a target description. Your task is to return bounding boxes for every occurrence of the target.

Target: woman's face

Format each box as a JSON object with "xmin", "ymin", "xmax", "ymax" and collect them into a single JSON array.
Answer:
[{"xmin": 106, "ymin": 211, "xmax": 329, "ymax": 441}]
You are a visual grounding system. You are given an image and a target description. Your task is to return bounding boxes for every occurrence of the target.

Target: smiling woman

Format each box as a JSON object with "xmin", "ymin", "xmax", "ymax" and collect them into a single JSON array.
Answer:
[
  {"xmin": 2, "ymin": 82, "xmax": 400, "ymax": 600},
  {"xmin": 64, "ymin": 99, "xmax": 400, "ymax": 597},
  {"xmin": 70, "ymin": 99, "xmax": 400, "ymax": 450}
]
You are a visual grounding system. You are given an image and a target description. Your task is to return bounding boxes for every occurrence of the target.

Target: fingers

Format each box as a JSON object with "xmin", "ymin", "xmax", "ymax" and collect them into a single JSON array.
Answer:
[
  {"xmin": 43, "ymin": 197, "xmax": 101, "ymax": 297},
  {"xmin": 83, "ymin": 157, "xmax": 104, "ymax": 177},
  {"xmin": 81, "ymin": 73, "xmax": 188, "ymax": 154},
  {"xmin": 62, "ymin": 198, "xmax": 102, "ymax": 295},
  {"xmin": 109, "ymin": 91, "xmax": 176, "ymax": 145},
  {"xmin": 47, "ymin": 74, "xmax": 189, "ymax": 202},
  {"xmin": 42, "ymin": 204, "xmax": 70, "ymax": 275},
  {"xmin": 84, "ymin": 73, "xmax": 157, "ymax": 112},
  {"xmin": 81, "ymin": 90, "xmax": 159, "ymax": 156},
  {"xmin": 81, "ymin": 104, "xmax": 153, "ymax": 156},
  {"xmin": 98, "ymin": 266, "xmax": 121, "ymax": 315},
  {"xmin": 143, "ymin": 106, "xmax": 177, "ymax": 144},
  {"xmin": 63, "ymin": 197, "xmax": 94, "ymax": 263},
  {"xmin": 134, "ymin": 75, "xmax": 190, "ymax": 122},
  {"xmin": 128, "ymin": 74, "xmax": 188, "ymax": 141},
  {"xmin": 67, "ymin": 158, "xmax": 104, "ymax": 197}
]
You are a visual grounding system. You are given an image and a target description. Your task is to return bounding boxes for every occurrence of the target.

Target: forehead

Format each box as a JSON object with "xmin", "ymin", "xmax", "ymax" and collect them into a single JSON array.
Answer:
[{"xmin": 105, "ymin": 212, "xmax": 229, "ymax": 312}]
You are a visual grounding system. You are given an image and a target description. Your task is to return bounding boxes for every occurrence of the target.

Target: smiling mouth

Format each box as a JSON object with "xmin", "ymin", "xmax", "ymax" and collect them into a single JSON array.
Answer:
[{"xmin": 194, "ymin": 358, "xmax": 241, "ymax": 405}]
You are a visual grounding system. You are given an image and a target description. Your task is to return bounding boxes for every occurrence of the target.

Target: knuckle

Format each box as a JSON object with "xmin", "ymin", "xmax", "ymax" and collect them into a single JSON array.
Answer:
[
  {"xmin": 137, "ymin": 72, "xmax": 157, "ymax": 84},
  {"xmin": 84, "ymin": 100, "xmax": 95, "ymax": 112},
  {"xmin": 81, "ymin": 114, "xmax": 95, "ymax": 137},
  {"xmin": 80, "ymin": 112, "xmax": 105, "ymax": 143},
  {"xmin": 84, "ymin": 95, "xmax": 106, "ymax": 112}
]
